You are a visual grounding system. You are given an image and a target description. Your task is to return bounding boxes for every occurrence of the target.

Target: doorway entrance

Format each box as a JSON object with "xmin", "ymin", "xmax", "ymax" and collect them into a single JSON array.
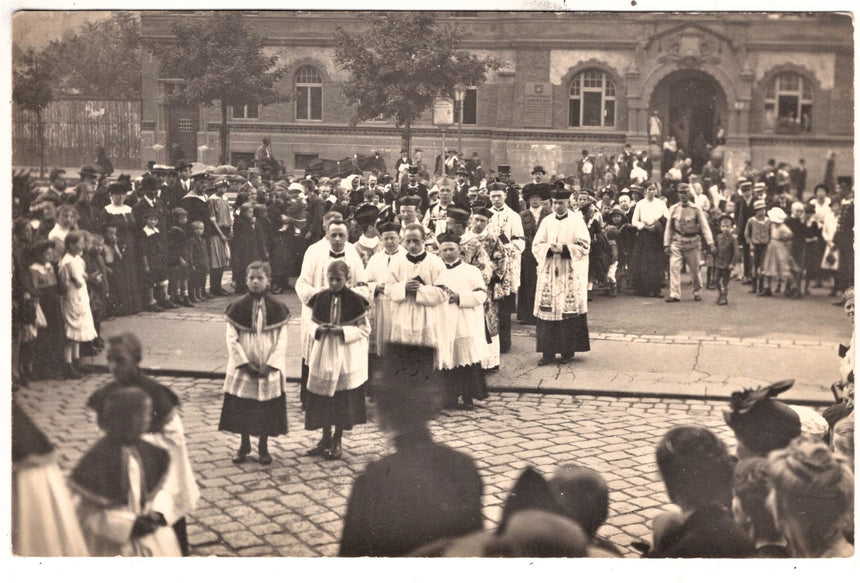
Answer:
[{"xmin": 649, "ymin": 69, "xmax": 727, "ymax": 173}]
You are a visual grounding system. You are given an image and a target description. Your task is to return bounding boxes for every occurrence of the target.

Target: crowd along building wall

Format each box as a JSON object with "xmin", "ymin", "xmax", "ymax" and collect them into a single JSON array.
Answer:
[{"xmin": 139, "ymin": 11, "xmax": 853, "ymax": 189}]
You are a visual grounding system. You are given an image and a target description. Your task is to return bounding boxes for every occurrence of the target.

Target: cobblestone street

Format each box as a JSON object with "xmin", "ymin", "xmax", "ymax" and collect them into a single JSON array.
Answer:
[{"xmin": 16, "ymin": 374, "xmax": 743, "ymax": 558}]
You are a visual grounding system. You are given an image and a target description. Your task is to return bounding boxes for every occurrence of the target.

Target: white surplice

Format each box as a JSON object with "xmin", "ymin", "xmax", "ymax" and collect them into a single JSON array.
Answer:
[{"xmin": 436, "ymin": 262, "xmax": 488, "ymax": 370}]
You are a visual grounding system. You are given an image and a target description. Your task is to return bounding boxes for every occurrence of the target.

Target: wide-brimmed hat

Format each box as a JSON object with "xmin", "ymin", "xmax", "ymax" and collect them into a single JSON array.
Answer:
[
  {"xmin": 767, "ymin": 207, "xmax": 787, "ymax": 224},
  {"xmin": 523, "ymin": 183, "xmax": 551, "ymax": 201}
]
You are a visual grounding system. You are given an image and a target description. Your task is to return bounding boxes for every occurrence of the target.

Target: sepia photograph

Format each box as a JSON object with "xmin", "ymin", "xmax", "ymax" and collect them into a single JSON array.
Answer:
[{"xmin": 6, "ymin": 2, "xmax": 857, "ymax": 571}]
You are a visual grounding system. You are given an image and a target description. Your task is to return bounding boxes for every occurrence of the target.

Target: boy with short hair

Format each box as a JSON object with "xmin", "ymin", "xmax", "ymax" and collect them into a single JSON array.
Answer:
[
  {"xmin": 744, "ymin": 199, "xmax": 770, "ymax": 294},
  {"xmin": 187, "ymin": 220, "xmax": 209, "ymax": 303},
  {"xmin": 219, "ymin": 261, "xmax": 290, "ymax": 465},
  {"xmin": 168, "ymin": 207, "xmax": 193, "ymax": 307},
  {"xmin": 140, "ymin": 210, "xmax": 175, "ymax": 311},
  {"xmin": 714, "ymin": 215, "xmax": 740, "ymax": 305}
]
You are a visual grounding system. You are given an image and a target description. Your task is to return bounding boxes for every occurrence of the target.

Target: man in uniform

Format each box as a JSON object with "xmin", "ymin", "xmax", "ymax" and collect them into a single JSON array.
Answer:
[
  {"xmin": 402, "ymin": 166, "xmax": 430, "ymax": 212},
  {"xmin": 486, "ymin": 185, "xmax": 525, "ymax": 354},
  {"xmin": 663, "ymin": 183, "xmax": 715, "ymax": 303}
]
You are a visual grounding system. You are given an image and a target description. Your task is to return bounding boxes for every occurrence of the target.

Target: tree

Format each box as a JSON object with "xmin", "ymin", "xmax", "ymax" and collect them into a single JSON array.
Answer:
[
  {"xmin": 41, "ymin": 12, "xmax": 142, "ymax": 99},
  {"xmin": 147, "ymin": 12, "xmax": 288, "ymax": 164},
  {"xmin": 13, "ymin": 48, "xmax": 54, "ymax": 178},
  {"xmin": 334, "ymin": 13, "xmax": 503, "ymax": 153}
]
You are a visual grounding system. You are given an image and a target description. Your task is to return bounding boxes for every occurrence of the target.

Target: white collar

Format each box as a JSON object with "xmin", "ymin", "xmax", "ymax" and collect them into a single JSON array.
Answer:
[
  {"xmin": 143, "ymin": 225, "xmax": 159, "ymax": 235},
  {"xmin": 104, "ymin": 204, "xmax": 131, "ymax": 214},
  {"xmin": 358, "ymin": 235, "xmax": 379, "ymax": 248}
]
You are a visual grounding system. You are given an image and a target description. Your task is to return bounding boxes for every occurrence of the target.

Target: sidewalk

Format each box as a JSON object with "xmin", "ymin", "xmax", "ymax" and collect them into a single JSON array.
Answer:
[{"xmin": 93, "ymin": 288, "xmax": 845, "ymax": 406}]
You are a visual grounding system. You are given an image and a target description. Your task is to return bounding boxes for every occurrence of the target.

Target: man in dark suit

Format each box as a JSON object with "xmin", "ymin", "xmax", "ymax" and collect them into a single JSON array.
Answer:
[
  {"xmin": 517, "ymin": 183, "xmax": 552, "ymax": 324},
  {"xmin": 577, "ymin": 150, "xmax": 596, "ymax": 191},
  {"xmin": 339, "ymin": 344, "xmax": 483, "ymax": 557},
  {"xmin": 466, "ymin": 152, "xmax": 484, "ymax": 187},
  {"xmin": 452, "ymin": 165, "xmax": 471, "ymax": 208},
  {"xmin": 402, "ymin": 165, "xmax": 430, "ymax": 213}
]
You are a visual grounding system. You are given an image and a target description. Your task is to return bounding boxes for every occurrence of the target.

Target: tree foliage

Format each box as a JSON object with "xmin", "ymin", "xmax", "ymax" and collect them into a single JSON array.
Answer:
[
  {"xmin": 12, "ymin": 48, "xmax": 54, "ymax": 112},
  {"xmin": 41, "ymin": 12, "xmax": 142, "ymax": 99},
  {"xmin": 147, "ymin": 12, "xmax": 287, "ymax": 110},
  {"xmin": 334, "ymin": 13, "xmax": 503, "ymax": 145},
  {"xmin": 147, "ymin": 12, "xmax": 289, "ymax": 163}
]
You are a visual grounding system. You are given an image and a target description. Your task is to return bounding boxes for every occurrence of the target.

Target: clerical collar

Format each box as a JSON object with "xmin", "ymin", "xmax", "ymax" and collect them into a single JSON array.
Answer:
[
  {"xmin": 406, "ymin": 251, "xmax": 427, "ymax": 264},
  {"xmin": 445, "ymin": 260, "xmax": 461, "ymax": 269},
  {"xmin": 385, "ymin": 249, "xmax": 400, "ymax": 255},
  {"xmin": 555, "ymin": 213, "xmax": 568, "ymax": 220},
  {"xmin": 329, "ymin": 250, "xmax": 345, "ymax": 258}
]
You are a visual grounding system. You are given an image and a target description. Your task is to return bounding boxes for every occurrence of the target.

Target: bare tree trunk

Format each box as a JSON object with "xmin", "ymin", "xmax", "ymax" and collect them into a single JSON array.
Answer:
[
  {"xmin": 402, "ymin": 121, "xmax": 411, "ymax": 156},
  {"xmin": 37, "ymin": 107, "xmax": 45, "ymax": 178},
  {"xmin": 220, "ymin": 102, "xmax": 229, "ymax": 165}
]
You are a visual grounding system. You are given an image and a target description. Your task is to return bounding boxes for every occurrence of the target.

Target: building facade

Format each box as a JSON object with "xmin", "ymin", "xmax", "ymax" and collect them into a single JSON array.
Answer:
[{"xmin": 140, "ymin": 11, "xmax": 854, "ymax": 186}]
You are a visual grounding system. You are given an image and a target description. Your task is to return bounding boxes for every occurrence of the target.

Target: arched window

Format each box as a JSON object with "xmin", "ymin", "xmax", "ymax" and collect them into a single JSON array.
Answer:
[
  {"xmin": 765, "ymin": 73, "xmax": 812, "ymax": 133},
  {"xmin": 295, "ymin": 66, "xmax": 323, "ymax": 121},
  {"xmin": 569, "ymin": 70, "xmax": 615, "ymax": 128}
]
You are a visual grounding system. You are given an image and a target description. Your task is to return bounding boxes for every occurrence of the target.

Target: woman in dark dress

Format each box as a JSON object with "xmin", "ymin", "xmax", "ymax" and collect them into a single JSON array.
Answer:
[
  {"xmin": 29, "ymin": 240, "xmax": 66, "ymax": 379},
  {"xmin": 629, "ymin": 181, "xmax": 668, "ymax": 297},
  {"xmin": 99, "ymin": 183, "xmax": 143, "ymax": 315}
]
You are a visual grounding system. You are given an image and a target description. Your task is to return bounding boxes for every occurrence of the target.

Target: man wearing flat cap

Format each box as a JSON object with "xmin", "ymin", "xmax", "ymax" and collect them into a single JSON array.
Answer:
[{"xmin": 532, "ymin": 187, "xmax": 591, "ymax": 366}]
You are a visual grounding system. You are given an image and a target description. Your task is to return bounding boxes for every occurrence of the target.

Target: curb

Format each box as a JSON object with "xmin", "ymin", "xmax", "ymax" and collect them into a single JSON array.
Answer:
[{"xmin": 102, "ymin": 366, "xmax": 834, "ymax": 407}]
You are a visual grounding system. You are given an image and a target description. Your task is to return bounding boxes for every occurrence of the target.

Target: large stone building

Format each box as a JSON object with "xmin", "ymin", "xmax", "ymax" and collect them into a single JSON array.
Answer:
[{"xmin": 140, "ymin": 11, "xmax": 854, "ymax": 186}]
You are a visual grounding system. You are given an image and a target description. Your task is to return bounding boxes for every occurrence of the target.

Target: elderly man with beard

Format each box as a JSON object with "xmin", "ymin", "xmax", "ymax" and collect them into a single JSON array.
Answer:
[{"xmin": 532, "ymin": 187, "xmax": 591, "ymax": 366}]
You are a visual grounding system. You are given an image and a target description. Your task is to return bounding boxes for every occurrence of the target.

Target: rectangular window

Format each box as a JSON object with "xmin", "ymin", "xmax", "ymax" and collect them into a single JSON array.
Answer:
[
  {"xmin": 582, "ymin": 92, "xmax": 603, "ymax": 126},
  {"xmin": 297, "ymin": 87, "xmax": 322, "ymax": 121},
  {"xmin": 454, "ymin": 88, "xmax": 478, "ymax": 125},
  {"xmin": 232, "ymin": 104, "xmax": 259, "ymax": 119},
  {"xmin": 778, "ymin": 95, "xmax": 799, "ymax": 120},
  {"xmin": 296, "ymin": 87, "xmax": 309, "ymax": 120},
  {"xmin": 604, "ymin": 99, "xmax": 615, "ymax": 127},
  {"xmin": 310, "ymin": 86, "xmax": 322, "ymax": 120},
  {"xmin": 569, "ymin": 99, "xmax": 581, "ymax": 127}
]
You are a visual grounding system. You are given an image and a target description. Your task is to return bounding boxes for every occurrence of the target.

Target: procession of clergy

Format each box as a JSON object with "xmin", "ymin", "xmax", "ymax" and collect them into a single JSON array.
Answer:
[{"xmin": 295, "ymin": 164, "xmax": 590, "ymax": 413}]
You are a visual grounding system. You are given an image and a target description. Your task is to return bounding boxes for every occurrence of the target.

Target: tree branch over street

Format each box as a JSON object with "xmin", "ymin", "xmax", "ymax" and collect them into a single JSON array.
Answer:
[
  {"xmin": 147, "ymin": 12, "xmax": 289, "ymax": 164},
  {"xmin": 334, "ymin": 13, "xmax": 503, "ymax": 152}
]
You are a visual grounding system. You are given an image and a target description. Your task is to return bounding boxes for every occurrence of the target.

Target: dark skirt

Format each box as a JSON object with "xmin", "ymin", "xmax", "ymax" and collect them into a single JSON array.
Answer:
[
  {"xmin": 631, "ymin": 228, "xmax": 665, "ymax": 296},
  {"xmin": 517, "ymin": 250, "xmax": 538, "ymax": 323},
  {"xmin": 304, "ymin": 386, "xmax": 367, "ymax": 431},
  {"xmin": 443, "ymin": 364, "xmax": 488, "ymax": 403},
  {"xmin": 536, "ymin": 314, "xmax": 591, "ymax": 355},
  {"xmin": 109, "ymin": 252, "xmax": 143, "ymax": 316},
  {"xmin": 33, "ymin": 285, "xmax": 65, "ymax": 376},
  {"xmin": 218, "ymin": 393, "xmax": 288, "ymax": 437}
]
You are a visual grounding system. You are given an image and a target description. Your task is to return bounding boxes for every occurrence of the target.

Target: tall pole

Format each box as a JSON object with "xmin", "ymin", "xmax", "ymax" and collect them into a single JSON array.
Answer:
[{"xmin": 454, "ymin": 83, "xmax": 466, "ymax": 164}]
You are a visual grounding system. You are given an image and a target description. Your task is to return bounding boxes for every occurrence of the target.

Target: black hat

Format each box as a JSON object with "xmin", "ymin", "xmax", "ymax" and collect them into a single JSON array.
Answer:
[
  {"xmin": 498, "ymin": 164, "xmax": 512, "ymax": 175},
  {"xmin": 175, "ymin": 159, "xmax": 192, "ymax": 170},
  {"xmin": 723, "ymin": 379, "xmax": 801, "ymax": 457},
  {"xmin": 437, "ymin": 232, "xmax": 461, "ymax": 246},
  {"xmin": 407, "ymin": 165, "xmax": 419, "ymax": 174},
  {"xmin": 79, "ymin": 164, "xmax": 100, "ymax": 177},
  {"xmin": 446, "ymin": 206, "xmax": 471, "ymax": 224},
  {"xmin": 455, "ymin": 165, "xmax": 470, "ymax": 176},
  {"xmin": 578, "ymin": 188, "xmax": 596, "ymax": 198},
  {"xmin": 108, "ymin": 182, "xmax": 129, "ymax": 196},
  {"xmin": 140, "ymin": 175, "xmax": 161, "ymax": 192},
  {"xmin": 523, "ymin": 183, "xmax": 551, "ymax": 201},
  {"xmin": 837, "ymin": 175, "xmax": 853, "ymax": 189},
  {"xmin": 551, "ymin": 188, "xmax": 572, "ymax": 200},
  {"xmin": 353, "ymin": 204, "xmax": 380, "ymax": 226},
  {"xmin": 532, "ymin": 165, "xmax": 546, "ymax": 175},
  {"xmin": 486, "ymin": 181, "xmax": 507, "ymax": 194},
  {"xmin": 471, "ymin": 206, "xmax": 493, "ymax": 219},
  {"xmin": 397, "ymin": 195, "xmax": 421, "ymax": 208},
  {"xmin": 378, "ymin": 221, "xmax": 401, "ymax": 234}
]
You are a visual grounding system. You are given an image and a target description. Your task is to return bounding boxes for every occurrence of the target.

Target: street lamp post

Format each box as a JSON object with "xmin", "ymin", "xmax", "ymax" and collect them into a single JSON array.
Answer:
[{"xmin": 454, "ymin": 82, "xmax": 466, "ymax": 161}]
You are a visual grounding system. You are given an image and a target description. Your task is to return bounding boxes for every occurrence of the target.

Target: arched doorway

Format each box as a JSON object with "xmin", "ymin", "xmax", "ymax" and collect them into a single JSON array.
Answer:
[{"xmin": 650, "ymin": 69, "xmax": 727, "ymax": 173}]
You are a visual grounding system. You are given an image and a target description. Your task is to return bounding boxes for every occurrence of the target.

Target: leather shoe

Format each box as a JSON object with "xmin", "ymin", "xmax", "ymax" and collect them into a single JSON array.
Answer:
[
  {"xmin": 665, "ymin": 297, "xmax": 680, "ymax": 303},
  {"xmin": 324, "ymin": 444, "xmax": 342, "ymax": 461},
  {"xmin": 558, "ymin": 354, "xmax": 575, "ymax": 364},
  {"xmin": 305, "ymin": 439, "xmax": 331, "ymax": 457},
  {"xmin": 232, "ymin": 452, "xmax": 248, "ymax": 464},
  {"xmin": 537, "ymin": 357, "xmax": 554, "ymax": 366},
  {"xmin": 258, "ymin": 453, "xmax": 273, "ymax": 465},
  {"xmin": 455, "ymin": 401, "xmax": 475, "ymax": 411}
]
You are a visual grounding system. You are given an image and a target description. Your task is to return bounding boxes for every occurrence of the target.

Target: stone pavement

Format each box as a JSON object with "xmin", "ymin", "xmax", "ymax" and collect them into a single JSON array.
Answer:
[
  {"xmin": 91, "ymin": 284, "xmax": 848, "ymax": 405},
  {"xmin": 15, "ymin": 373, "xmax": 747, "ymax": 558}
]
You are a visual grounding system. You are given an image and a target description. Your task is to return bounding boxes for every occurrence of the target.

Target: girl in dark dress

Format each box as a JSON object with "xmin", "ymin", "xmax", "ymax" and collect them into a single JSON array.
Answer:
[
  {"xmin": 99, "ymin": 185, "xmax": 142, "ymax": 315},
  {"xmin": 29, "ymin": 240, "xmax": 65, "ymax": 379}
]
